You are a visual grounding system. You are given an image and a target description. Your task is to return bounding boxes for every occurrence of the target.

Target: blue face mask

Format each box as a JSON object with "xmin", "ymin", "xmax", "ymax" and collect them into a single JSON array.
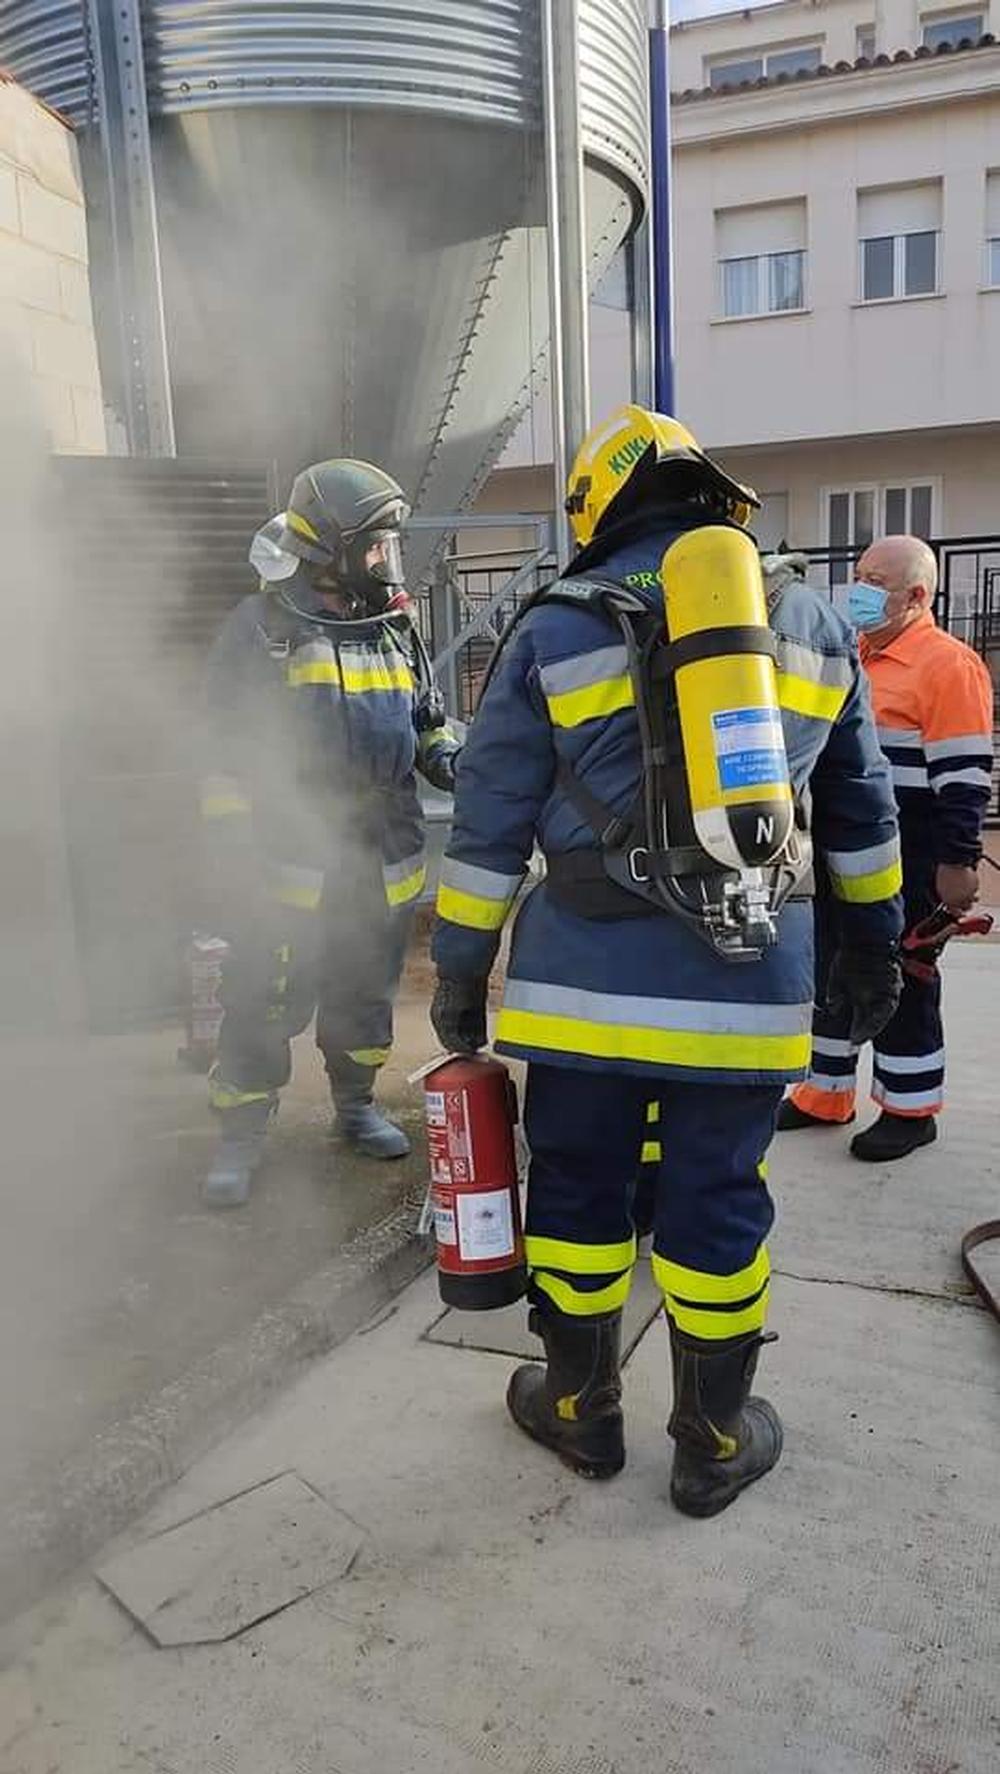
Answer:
[{"xmin": 848, "ymin": 579, "xmax": 889, "ymax": 632}]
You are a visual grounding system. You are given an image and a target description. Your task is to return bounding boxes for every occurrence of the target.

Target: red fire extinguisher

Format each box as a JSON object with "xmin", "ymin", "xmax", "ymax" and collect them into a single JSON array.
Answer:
[
  {"xmin": 423, "ymin": 1054, "xmax": 527, "ymax": 1311},
  {"xmin": 177, "ymin": 933, "xmax": 229, "ymax": 1072}
]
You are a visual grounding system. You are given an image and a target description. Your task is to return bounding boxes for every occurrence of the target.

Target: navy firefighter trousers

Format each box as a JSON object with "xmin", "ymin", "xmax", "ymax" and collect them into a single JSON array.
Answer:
[{"xmin": 523, "ymin": 1065, "xmax": 782, "ymax": 1340}]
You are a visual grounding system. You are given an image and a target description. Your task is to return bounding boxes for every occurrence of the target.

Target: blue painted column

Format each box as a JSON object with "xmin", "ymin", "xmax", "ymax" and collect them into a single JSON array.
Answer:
[{"xmin": 649, "ymin": 3, "xmax": 676, "ymax": 414}]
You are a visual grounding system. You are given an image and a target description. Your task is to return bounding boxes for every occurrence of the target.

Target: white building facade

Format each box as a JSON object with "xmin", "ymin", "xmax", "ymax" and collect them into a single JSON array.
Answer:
[
  {"xmin": 487, "ymin": 0, "xmax": 1000, "ymax": 585},
  {"xmin": 670, "ymin": 0, "xmax": 1000, "ymax": 566}
]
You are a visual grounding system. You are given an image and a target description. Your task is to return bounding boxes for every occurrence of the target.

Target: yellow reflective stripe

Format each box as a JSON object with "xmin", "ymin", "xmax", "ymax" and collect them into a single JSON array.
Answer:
[
  {"xmin": 545, "ymin": 675, "xmax": 635, "ymax": 729},
  {"xmin": 758, "ymin": 1158, "xmax": 769, "ymax": 1181},
  {"xmin": 273, "ymin": 884, "xmax": 322, "ymax": 910},
  {"xmin": 663, "ymin": 1290, "xmax": 769, "ymax": 1340},
  {"xmin": 385, "ymin": 864, "xmax": 426, "ymax": 907},
  {"xmin": 437, "ymin": 883, "xmax": 512, "ymax": 932},
  {"xmin": 640, "ymin": 1140, "xmax": 661, "ymax": 1164},
  {"xmin": 777, "ymin": 672, "xmax": 848, "ymax": 723},
  {"xmin": 346, "ymin": 1047, "xmax": 390, "ymax": 1067},
  {"xmin": 341, "ymin": 664, "xmax": 413, "ymax": 693},
  {"xmin": 209, "ymin": 1080, "xmax": 272, "ymax": 1111},
  {"xmin": 287, "ymin": 658, "xmax": 338, "ymax": 686},
  {"xmin": 533, "ymin": 1269, "xmax": 633, "ymax": 1316},
  {"xmin": 524, "ymin": 1234, "xmax": 636, "ymax": 1275},
  {"xmin": 495, "ymin": 1007, "xmax": 811, "ymax": 1073},
  {"xmin": 652, "ymin": 1245, "xmax": 769, "ymax": 1306},
  {"xmin": 286, "ymin": 509, "xmax": 320, "ymax": 541},
  {"xmin": 829, "ymin": 859, "xmax": 903, "ymax": 905},
  {"xmin": 646, "ymin": 1100, "xmax": 660, "ymax": 1124},
  {"xmin": 287, "ymin": 659, "xmax": 413, "ymax": 692}
]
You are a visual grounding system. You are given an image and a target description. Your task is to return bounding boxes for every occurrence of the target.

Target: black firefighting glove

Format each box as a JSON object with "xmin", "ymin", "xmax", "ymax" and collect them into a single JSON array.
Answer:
[
  {"xmin": 825, "ymin": 944, "xmax": 903, "ymax": 1045},
  {"xmin": 431, "ymin": 975, "xmax": 489, "ymax": 1055}
]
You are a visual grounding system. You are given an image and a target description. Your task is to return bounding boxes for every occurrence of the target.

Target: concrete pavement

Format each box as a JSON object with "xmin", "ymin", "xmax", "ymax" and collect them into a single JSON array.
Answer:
[{"xmin": 1, "ymin": 943, "xmax": 998, "ymax": 1773}]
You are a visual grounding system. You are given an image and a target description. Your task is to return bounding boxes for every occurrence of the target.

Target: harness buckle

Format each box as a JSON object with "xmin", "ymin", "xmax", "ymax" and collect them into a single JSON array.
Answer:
[{"xmin": 628, "ymin": 847, "xmax": 651, "ymax": 885}]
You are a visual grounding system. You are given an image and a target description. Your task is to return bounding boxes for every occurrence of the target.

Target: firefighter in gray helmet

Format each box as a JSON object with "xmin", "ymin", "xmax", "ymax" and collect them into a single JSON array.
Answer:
[{"xmin": 200, "ymin": 459, "xmax": 461, "ymax": 1207}]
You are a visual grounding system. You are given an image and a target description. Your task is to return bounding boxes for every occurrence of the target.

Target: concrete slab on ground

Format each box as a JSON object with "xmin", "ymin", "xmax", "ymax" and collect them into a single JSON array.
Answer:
[
  {"xmin": 96, "ymin": 1472, "xmax": 363, "ymax": 1647},
  {"xmin": 0, "ymin": 984, "xmax": 434, "ymax": 1619},
  {"xmin": 2, "ymin": 1259, "xmax": 997, "ymax": 1774}
]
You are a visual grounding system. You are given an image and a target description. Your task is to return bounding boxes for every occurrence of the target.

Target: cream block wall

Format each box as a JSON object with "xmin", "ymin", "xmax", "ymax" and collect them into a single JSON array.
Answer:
[
  {"xmin": 0, "ymin": 78, "xmax": 106, "ymax": 456},
  {"xmin": 672, "ymin": 71, "xmax": 1000, "ymax": 451}
]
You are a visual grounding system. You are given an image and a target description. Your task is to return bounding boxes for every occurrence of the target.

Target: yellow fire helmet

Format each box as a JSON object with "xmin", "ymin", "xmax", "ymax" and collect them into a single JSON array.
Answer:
[{"xmin": 564, "ymin": 404, "xmax": 759, "ymax": 550}]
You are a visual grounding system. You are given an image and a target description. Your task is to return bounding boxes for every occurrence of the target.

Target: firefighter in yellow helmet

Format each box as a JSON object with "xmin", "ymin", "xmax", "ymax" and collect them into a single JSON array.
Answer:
[{"xmin": 431, "ymin": 404, "xmax": 903, "ymax": 1517}]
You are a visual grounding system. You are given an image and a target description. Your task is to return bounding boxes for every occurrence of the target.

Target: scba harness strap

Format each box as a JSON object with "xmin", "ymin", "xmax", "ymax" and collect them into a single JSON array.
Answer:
[{"xmin": 533, "ymin": 577, "xmax": 812, "ymax": 956}]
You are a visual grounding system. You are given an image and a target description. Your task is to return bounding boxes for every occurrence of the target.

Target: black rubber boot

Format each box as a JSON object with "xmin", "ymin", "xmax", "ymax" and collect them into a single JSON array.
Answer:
[
  {"xmin": 850, "ymin": 1111, "xmax": 937, "ymax": 1163},
  {"xmin": 667, "ymin": 1322, "xmax": 783, "ymax": 1518},
  {"xmin": 776, "ymin": 1099, "xmax": 854, "ymax": 1132},
  {"xmin": 507, "ymin": 1308, "xmax": 625, "ymax": 1480}
]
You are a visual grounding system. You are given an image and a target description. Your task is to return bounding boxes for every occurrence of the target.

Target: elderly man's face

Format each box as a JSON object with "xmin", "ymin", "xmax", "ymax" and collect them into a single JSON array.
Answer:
[{"xmin": 855, "ymin": 540, "xmax": 929, "ymax": 638}]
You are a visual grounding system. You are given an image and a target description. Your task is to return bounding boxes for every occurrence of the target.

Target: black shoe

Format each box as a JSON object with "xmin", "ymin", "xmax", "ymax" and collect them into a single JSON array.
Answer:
[
  {"xmin": 849, "ymin": 1112, "xmax": 937, "ymax": 1163},
  {"xmin": 667, "ymin": 1323, "xmax": 783, "ymax": 1518},
  {"xmin": 776, "ymin": 1099, "xmax": 855, "ymax": 1132},
  {"xmin": 507, "ymin": 1309, "xmax": 625, "ymax": 1480}
]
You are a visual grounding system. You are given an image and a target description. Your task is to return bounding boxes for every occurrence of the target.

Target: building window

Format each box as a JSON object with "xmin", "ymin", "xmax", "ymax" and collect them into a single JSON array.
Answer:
[
  {"xmin": 921, "ymin": 12, "xmax": 983, "ymax": 48},
  {"xmin": 824, "ymin": 484, "xmax": 937, "ymax": 584},
  {"xmin": 707, "ymin": 42, "xmax": 821, "ymax": 88},
  {"xmin": 720, "ymin": 251, "xmax": 805, "ymax": 317},
  {"xmin": 856, "ymin": 25, "xmax": 876, "ymax": 58},
  {"xmin": 858, "ymin": 184, "xmax": 941, "ymax": 301},
  {"xmin": 985, "ymin": 172, "xmax": 1000, "ymax": 288},
  {"xmin": 716, "ymin": 200, "xmax": 807, "ymax": 318}
]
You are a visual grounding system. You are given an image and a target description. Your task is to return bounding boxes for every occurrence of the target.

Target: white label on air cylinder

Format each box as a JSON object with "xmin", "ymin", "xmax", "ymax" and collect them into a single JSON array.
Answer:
[
  {"xmin": 712, "ymin": 706, "xmax": 787, "ymax": 791},
  {"xmin": 456, "ymin": 1189, "xmax": 515, "ymax": 1262}
]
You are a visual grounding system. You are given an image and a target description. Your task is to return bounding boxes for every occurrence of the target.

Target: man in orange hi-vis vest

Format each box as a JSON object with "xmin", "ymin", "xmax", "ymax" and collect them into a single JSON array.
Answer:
[{"xmin": 779, "ymin": 534, "xmax": 994, "ymax": 1162}]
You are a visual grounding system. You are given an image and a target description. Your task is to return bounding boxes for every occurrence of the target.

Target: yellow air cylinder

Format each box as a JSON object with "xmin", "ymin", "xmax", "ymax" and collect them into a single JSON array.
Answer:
[{"xmin": 660, "ymin": 526, "xmax": 793, "ymax": 872}]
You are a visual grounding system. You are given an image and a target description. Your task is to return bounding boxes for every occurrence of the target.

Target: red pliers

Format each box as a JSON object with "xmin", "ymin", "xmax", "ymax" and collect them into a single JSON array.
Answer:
[{"xmin": 901, "ymin": 903, "xmax": 994, "ymax": 982}]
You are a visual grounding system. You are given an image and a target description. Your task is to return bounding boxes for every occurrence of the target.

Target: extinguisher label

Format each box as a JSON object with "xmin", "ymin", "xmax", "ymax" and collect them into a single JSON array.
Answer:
[
  {"xmin": 433, "ymin": 1204, "xmax": 457, "ymax": 1246},
  {"xmin": 425, "ymin": 1090, "xmax": 446, "ymax": 1127},
  {"xmin": 456, "ymin": 1188, "xmax": 515, "ymax": 1262}
]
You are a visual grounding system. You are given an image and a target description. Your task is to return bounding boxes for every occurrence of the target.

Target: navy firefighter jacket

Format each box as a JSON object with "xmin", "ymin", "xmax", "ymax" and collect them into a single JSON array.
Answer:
[
  {"xmin": 201, "ymin": 581, "xmax": 460, "ymax": 915},
  {"xmin": 432, "ymin": 517, "xmax": 904, "ymax": 1085}
]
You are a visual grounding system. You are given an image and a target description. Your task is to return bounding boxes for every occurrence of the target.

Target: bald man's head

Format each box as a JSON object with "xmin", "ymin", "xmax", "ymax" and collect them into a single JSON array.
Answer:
[{"xmin": 855, "ymin": 534, "xmax": 936, "ymax": 646}]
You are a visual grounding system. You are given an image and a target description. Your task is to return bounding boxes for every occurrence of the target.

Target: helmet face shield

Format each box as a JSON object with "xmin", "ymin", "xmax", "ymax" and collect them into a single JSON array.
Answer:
[{"xmin": 363, "ymin": 530, "xmax": 404, "ymax": 588}]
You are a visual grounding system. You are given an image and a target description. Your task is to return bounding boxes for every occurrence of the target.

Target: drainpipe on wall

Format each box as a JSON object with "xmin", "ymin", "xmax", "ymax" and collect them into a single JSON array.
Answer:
[{"xmin": 541, "ymin": 0, "xmax": 591, "ymax": 570}]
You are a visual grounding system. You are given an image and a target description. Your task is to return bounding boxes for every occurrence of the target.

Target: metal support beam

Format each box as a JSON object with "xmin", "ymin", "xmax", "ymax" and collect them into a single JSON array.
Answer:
[
  {"xmin": 541, "ymin": 0, "xmax": 590, "ymax": 571},
  {"xmin": 628, "ymin": 216, "xmax": 655, "ymax": 409},
  {"xmin": 650, "ymin": 2, "xmax": 676, "ymax": 415},
  {"xmin": 87, "ymin": 0, "xmax": 175, "ymax": 456}
]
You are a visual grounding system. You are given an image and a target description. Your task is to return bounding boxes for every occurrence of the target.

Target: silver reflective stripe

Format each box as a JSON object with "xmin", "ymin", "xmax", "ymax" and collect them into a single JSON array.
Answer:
[
  {"xmin": 294, "ymin": 639, "xmax": 335, "ymax": 668},
  {"xmin": 803, "ymin": 1069, "xmax": 857, "ymax": 1092},
  {"xmin": 440, "ymin": 858, "xmax": 524, "ymax": 900},
  {"xmin": 891, "ymin": 763, "xmax": 929, "ymax": 789},
  {"xmin": 503, "ymin": 978, "xmax": 811, "ymax": 1037},
  {"xmin": 539, "ymin": 645, "xmax": 629, "ymax": 698},
  {"xmin": 873, "ymin": 1047, "xmax": 945, "ymax": 1075},
  {"xmin": 824, "ymin": 837, "xmax": 900, "ymax": 878},
  {"xmin": 812, "ymin": 1035, "xmax": 859, "ymax": 1059},
  {"xmin": 871, "ymin": 1083, "xmax": 943, "ymax": 1111},
  {"xmin": 932, "ymin": 767, "xmax": 993, "ymax": 792},
  {"xmin": 925, "ymin": 733, "xmax": 994, "ymax": 760},
  {"xmin": 384, "ymin": 851, "xmax": 425, "ymax": 887},
  {"xmin": 775, "ymin": 638, "xmax": 853, "ymax": 688},
  {"xmin": 877, "ymin": 726, "xmax": 923, "ymax": 750}
]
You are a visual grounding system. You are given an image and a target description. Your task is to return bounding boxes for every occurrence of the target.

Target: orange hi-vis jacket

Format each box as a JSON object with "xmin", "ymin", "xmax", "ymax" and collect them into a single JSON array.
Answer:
[{"xmin": 861, "ymin": 611, "xmax": 994, "ymax": 867}]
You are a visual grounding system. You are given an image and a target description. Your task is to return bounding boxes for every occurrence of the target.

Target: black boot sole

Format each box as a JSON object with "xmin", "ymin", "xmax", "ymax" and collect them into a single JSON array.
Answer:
[
  {"xmin": 670, "ymin": 1413, "xmax": 783, "ymax": 1518},
  {"xmin": 506, "ymin": 1372, "xmax": 625, "ymax": 1481},
  {"xmin": 849, "ymin": 1120, "xmax": 937, "ymax": 1163}
]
